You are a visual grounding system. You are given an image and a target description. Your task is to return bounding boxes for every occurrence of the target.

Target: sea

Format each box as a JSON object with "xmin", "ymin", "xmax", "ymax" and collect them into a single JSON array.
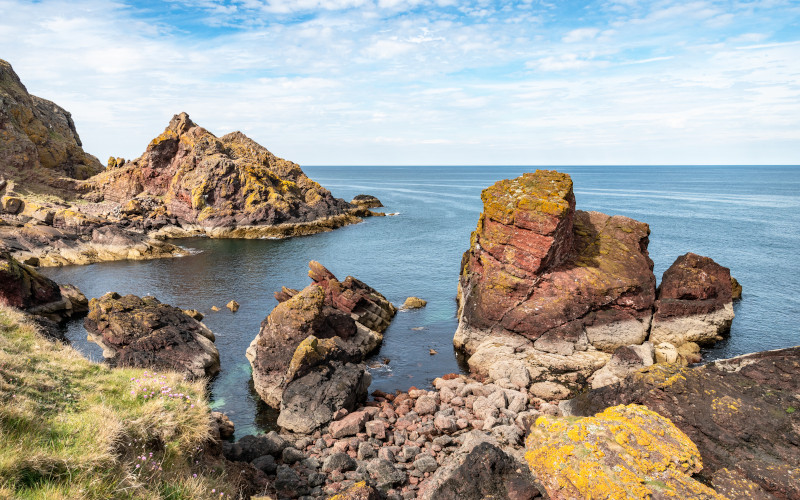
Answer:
[{"xmin": 41, "ymin": 165, "xmax": 800, "ymax": 437}]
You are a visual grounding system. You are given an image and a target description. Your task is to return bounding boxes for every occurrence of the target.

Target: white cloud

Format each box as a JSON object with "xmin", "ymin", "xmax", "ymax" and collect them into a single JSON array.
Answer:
[{"xmin": 562, "ymin": 27, "xmax": 600, "ymax": 43}]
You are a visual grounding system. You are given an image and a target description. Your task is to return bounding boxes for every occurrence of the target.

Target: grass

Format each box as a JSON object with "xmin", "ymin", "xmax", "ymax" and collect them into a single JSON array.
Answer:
[{"xmin": 0, "ymin": 305, "xmax": 237, "ymax": 499}]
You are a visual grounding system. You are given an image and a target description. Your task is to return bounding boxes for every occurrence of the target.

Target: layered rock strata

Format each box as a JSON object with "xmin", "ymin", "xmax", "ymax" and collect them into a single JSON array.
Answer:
[
  {"xmin": 0, "ymin": 58, "xmax": 103, "ymax": 194},
  {"xmin": 455, "ymin": 170, "xmax": 736, "ymax": 397},
  {"xmin": 87, "ymin": 112, "xmax": 363, "ymax": 236},
  {"xmin": 84, "ymin": 292, "xmax": 220, "ymax": 378},
  {"xmin": 247, "ymin": 262, "xmax": 397, "ymax": 433},
  {"xmin": 563, "ymin": 346, "xmax": 800, "ymax": 499},
  {"xmin": 0, "ymin": 250, "xmax": 87, "ymax": 322}
]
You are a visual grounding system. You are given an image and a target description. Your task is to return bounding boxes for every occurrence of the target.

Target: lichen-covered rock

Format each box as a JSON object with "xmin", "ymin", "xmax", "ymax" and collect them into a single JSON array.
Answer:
[
  {"xmin": 0, "ymin": 250, "xmax": 84, "ymax": 321},
  {"xmin": 328, "ymin": 481, "xmax": 382, "ymax": 500},
  {"xmin": 87, "ymin": 112, "xmax": 360, "ymax": 234},
  {"xmin": 401, "ymin": 296, "xmax": 427, "ymax": 310},
  {"xmin": 562, "ymin": 347, "xmax": 800, "ymax": 499},
  {"xmin": 0, "ymin": 59, "xmax": 103, "ymax": 194},
  {"xmin": 525, "ymin": 404, "xmax": 725, "ymax": 499},
  {"xmin": 350, "ymin": 194, "xmax": 383, "ymax": 209},
  {"xmin": 247, "ymin": 262, "xmax": 395, "ymax": 411},
  {"xmin": 84, "ymin": 292, "xmax": 220, "ymax": 378},
  {"xmin": 650, "ymin": 252, "xmax": 735, "ymax": 347}
]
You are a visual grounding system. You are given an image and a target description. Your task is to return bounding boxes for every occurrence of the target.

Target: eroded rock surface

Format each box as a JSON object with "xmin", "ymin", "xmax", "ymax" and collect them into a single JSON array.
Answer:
[
  {"xmin": 247, "ymin": 262, "xmax": 396, "ymax": 432},
  {"xmin": 84, "ymin": 292, "xmax": 220, "ymax": 378},
  {"xmin": 455, "ymin": 170, "xmax": 737, "ymax": 398},
  {"xmin": 525, "ymin": 404, "xmax": 724, "ymax": 499},
  {"xmin": 563, "ymin": 347, "xmax": 800, "ymax": 499}
]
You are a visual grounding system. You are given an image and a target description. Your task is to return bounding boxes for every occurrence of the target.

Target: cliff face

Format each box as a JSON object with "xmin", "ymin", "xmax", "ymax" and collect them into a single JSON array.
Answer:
[
  {"xmin": 0, "ymin": 59, "xmax": 103, "ymax": 192},
  {"xmin": 90, "ymin": 112, "xmax": 353, "ymax": 228}
]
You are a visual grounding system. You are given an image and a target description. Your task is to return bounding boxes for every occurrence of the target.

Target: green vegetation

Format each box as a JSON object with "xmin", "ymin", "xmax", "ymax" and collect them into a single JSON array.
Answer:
[{"xmin": 0, "ymin": 305, "xmax": 233, "ymax": 499}]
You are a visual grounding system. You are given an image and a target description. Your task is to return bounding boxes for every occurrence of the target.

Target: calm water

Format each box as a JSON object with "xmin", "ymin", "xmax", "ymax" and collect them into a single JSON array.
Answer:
[{"xmin": 42, "ymin": 166, "xmax": 800, "ymax": 437}]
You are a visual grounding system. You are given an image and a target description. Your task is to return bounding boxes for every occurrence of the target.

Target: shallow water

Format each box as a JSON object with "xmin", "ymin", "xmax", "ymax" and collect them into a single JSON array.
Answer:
[{"xmin": 42, "ymin": 165, "xmax": 800, "ymax": 437}]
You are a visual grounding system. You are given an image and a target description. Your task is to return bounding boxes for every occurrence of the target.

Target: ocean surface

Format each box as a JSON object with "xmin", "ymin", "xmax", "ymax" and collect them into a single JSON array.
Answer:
[{"xmin": 42, "ymin": 165, "xmax": 800, "ymax": 437}]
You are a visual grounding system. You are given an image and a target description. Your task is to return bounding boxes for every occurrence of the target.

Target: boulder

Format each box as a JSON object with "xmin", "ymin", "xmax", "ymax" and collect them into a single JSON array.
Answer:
[
  {"xmin": 0, "ymin": 251, "xmax": 84, "ymax": 321},
  {"xmin": 420, "ymin": 442, "xmax": 542, "ymax": 500},
  {"xmin": 401, "ymin": 296, "xmax": 427, "ymax": 309},
  {"xmin": 247, "ymin": 262, "xmax": 395, "ymax": 408},
  {"xmin": 226, "ymin": 300, "xmax": 239, "ymax": 312},
  {"xmin": 525, "ymin": 404, "xmax": 724, "ymax": 499},
  {"xmin": 562, "ymin": 347, "xmax": 800, "ymax": 499},
  {"xmin": 650, "ymin": 252, "xmax": 735, "ymax": 347},
  {"xmin": 350, "ymin": 194, "xmax": 384, "ymax": 209},
  {"xmin": 84, "ymin": 292, "xmax": 220, "ymax": 378},
  {"xmin": 588, "ymin": 343, "xmax": 654, "ymax": 389}
]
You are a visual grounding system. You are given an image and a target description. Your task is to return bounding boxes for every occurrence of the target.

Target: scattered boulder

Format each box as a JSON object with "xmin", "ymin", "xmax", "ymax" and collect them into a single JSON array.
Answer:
[
  {"xmin": 84, "ymin": 292, "xmax": 220, "ymax": 378},
  {"xmin": 350, "ymin": 194, "xmax": 383, "ymax": 209},
  {"xmin": 526, "ymin": 404, "xmax": 723, "ymax": 499},
  {"xmin": 563, "ymin": 347, "xmax": 800, "ymax": 499},
  {"xmin": 650, "ymin": 252, "xmax": 735, "ymax": 347},
  {"xmin": 226, "ymin": 300, "xmax": 240, "ymax": 312},
  {"xmin": 401, "ymin": 296, "xmax": 427, "ymax": 310}
]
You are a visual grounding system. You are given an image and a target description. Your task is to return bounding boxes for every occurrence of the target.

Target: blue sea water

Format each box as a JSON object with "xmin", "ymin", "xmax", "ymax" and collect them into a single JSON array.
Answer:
[{"xmin": 42, "ymin": 165, "xmax": 800, "ymax": 437}]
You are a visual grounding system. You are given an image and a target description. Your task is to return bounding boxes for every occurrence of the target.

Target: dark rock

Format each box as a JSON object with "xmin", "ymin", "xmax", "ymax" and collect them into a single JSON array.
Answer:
[
  {"xmin": 275, "ymin": 464, "xmax": 308, "ymax": 497},
  {"xmin": 83, "ymin": 292, "xmax": 220, "ymax": 378},
  {"xmin": 225, "ymin": 432, "xmax": 287, "ymax": 463},
  {"xmin": 0, "ymin": 251, "xmax": 82, "ymax": 322},
  {"xmin": 281, "ymin": 446, "xmax": 305, "ymax": 464},
  {"xmin": 322, "ymin": 452, "xmax": 358, "ymax": 473},
  {"xmin": 251, "ymin": 454, "xmax": 277, "ymax": 475},
  {"xmin": 563, "ymin": 347, "xmax": 800, "ymax": 499},
  {"xmin": 351, "ymin": 194, "xmax": 384, "ymax": 209},
  {"xmin": 651, "ymin": 252, "xmax": 735, "ymax": 347},
  {"xmin": 366, "ymin": 458, "xmax": 407, "ymax": 492},
  {"xmin": 211, "ymin": 411, "xmax": 235, "ymax": 440},
  {"xmin": 421, "ymin": 442, "xmax": 542, "ymax": 500}
]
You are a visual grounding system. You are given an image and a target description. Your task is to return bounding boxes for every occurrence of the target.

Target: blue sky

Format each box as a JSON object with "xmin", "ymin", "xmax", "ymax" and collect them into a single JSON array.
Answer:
[{"xmin": 1, "ymin": 0, "xmax": 798, "ymax": 165}]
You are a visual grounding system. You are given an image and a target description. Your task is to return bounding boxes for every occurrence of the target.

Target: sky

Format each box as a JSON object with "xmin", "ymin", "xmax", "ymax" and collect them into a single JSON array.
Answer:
[{"xmin": 0, "ymin": 0, "xmax": 798, "ymax": 166}]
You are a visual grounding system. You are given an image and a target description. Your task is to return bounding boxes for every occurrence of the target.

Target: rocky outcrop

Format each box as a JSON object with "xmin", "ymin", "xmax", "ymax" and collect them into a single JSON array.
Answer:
[
  {"xmin": 84, "ymin": 292, "xmax": 220, "ymax": 378},
  {"xmin": 350, "ymin": 195, "xmax": 383, "ymax": 209},
  {"xmin": 0, "ymin": 58, "xmax": 103, "ymax": 195},
  {"xmin": 562, "ymin": 346, "xmax": 800, "ymax": 499},
  {"xmin": 0, "ymin": 250, "xmax": 87, "ymax": 322},
  {"xmin": 455, "ymin": 170, "xmax": 738, "ymax": 397},
  {"xmin": 650, "ymin": 252, "xmax": 735, "ymax": 347},
  {"xmin": 87, "ymin": 112, "xmax": 363, "ymax": 236},
  {"xmin": 400, "ymin": 297, "xmax": 427, "ymax": 310},
  {"xmin": 246, "ymin": 262, "xmax": 396, "ymax": 432},
  {"xmin": 525, "ymin": 404, "xmax": 724, "ymax": 499}
]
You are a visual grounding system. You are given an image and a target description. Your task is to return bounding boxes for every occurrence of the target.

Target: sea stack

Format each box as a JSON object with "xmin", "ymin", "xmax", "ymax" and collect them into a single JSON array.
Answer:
[{"xmin": 455, "ymin": 170, "xmax": 736, "ymax": 398}]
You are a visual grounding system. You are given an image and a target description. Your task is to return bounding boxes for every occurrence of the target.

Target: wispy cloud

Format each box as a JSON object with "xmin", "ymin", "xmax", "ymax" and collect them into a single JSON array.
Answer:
[{"xmin": 0, "ymin": 0, "xmax": 798, "ymax": 165}]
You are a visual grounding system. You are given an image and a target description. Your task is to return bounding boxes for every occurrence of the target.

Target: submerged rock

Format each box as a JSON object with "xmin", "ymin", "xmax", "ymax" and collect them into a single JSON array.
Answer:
[
  {"xmin": 247, "ymin": 262, "xmax": 396, "ymax": 432},
  {"xmin": 563, "ymin": 346, "xmax": 800, "ymax": 499},
  {"xmin": 84, "ymin": 292, "xmax": 220, "ymax": 378},
  {"xmin": 525, "ymin": 404, "xmax": 724, "ymax": 499}
]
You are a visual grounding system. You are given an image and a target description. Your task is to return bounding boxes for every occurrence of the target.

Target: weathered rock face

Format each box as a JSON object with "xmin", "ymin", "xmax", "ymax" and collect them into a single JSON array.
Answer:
[
  {"xmin": 651, "ymin": 252, "xmax": 735, "ymax": 347},
  {"xmin": 455, "ymin": 170, "xmax": 738, "ymax": 399},
  {"xmin": 88, "ymin": 112, "xmax": 357, "ymax": 231},
  {"xmin": 525, "ymin": 404, "xmax": 724, "ymax": 499},
  {"xmin": 350, "ymin": 194, "xmax": 383, "ymax": 209},
  {"xmin": 0, "ymin": 59, "xmax": 103, "ymax": 192},
  {"xmin": 84, "ymin": 292, "xmax": 220, "ymax": 378},
  {"xmin": 247, "ymin": 262, "xmax": 396, "ymax": 431},
  {"xmin": 562, "ymin": 347, "xmax": 800, "ymax": 499},
  {"xmin": 0, "ymin": 250, "xmax": 86, "ymax": 321}
]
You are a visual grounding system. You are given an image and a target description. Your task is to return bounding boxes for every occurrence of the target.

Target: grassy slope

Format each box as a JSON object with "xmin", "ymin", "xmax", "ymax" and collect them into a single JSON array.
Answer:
[{"xmin": 0, "ymin": 305, "xmax": 234, "ymax": 499}]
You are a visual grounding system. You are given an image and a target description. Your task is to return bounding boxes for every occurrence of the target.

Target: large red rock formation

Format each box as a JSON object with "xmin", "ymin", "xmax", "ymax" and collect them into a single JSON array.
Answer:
[
  {"xmin": 455, "ymin": 170, "xmax": 735, "ymax": 398},
  {"xmin": 88, "ymin": 113, "xmax": 358, "ymax": 231}
]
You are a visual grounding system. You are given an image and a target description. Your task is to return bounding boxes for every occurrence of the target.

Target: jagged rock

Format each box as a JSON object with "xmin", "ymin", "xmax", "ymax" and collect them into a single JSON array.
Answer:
[
  {"xmin": 650, "ymin": 252, "xmax": 735, "ymax": 347},
  {"xmin": 401, "ymin": 296, "xmax": 427, "ymax": 310},
  {"xmin": 84, "ymin": 292, "xmax": 220, "ymax": 378},
  {"xmin": 0, "ymin": 58, "xmax": 103, "ymax": 194},
  {"xmin": 87, "ymin": 112, "xmax": 360, "ymax": 234},
  {"xmin": 526, "ymin": 404, "xmax": 724, "ymax": 499},
  {"xmin": 211, "ymin": 411, "xmax": 235, "ymax": 440},
  {"xmin": 226, "ymin": 300, "xmax": 239, "ymax": 312},
  {"xmin": 247, "ymin": 262, "xmax": 395, "ymax": 409},
  {"xmin": 0, "ymin": 251, "xmax": 84, "ymax": 321},
  {"xmin": 730, "ymin": 277, "xmax": 742, "ymax": 300},
  {"xmin": 562, "ymin": 347, "xmax": 800, "ymax": 499}
]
